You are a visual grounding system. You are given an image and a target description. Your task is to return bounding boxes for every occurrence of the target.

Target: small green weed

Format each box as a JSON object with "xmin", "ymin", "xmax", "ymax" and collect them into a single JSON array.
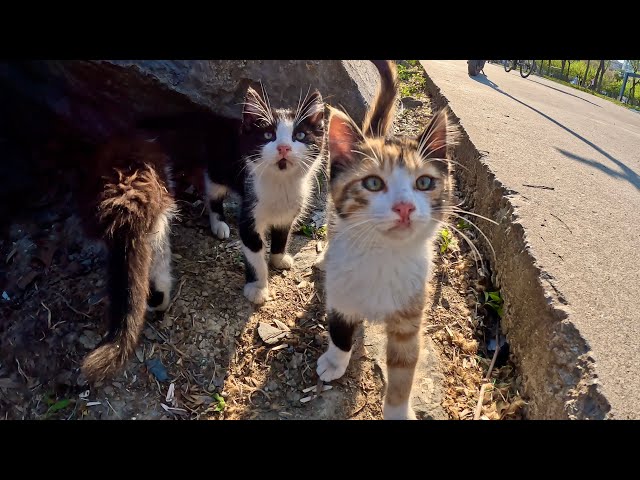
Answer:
[{"xmin": 483, "ymin": 290, "xmax": 504, "ymax": 318}]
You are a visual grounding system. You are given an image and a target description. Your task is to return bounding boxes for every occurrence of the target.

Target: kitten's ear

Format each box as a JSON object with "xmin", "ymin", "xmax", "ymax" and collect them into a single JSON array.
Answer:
[
  {"xmin": 416, "ymin": 109, "xmax": 454, "ymax": 161},
  {"xmin": 328, "ymin": 108, "xmax": 362, "ymax": 166},
  {"xmin": 243, "ymin": 86, "xmax": 270, "ymax": 128},
  {"xmin": 300, "ymin": 90, "xmax": 325, "ymax": 126}
]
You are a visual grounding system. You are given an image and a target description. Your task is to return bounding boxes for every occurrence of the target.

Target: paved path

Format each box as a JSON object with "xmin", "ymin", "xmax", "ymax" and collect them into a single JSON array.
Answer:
[{"xmin": 421, "ymin": 60, "xmax": 640, "ymax": 419}]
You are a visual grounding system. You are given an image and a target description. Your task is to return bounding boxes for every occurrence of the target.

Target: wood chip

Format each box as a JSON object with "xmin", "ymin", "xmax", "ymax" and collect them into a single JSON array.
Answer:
[
  {"xmin": 86, "ymin": 401, "xmax": 102, "ymax": 407},
  {"xmin": 302, "ymin": 384, "xmax": 333, "ymax": 394},
  {"xmin": 257, "ymin": 322, "xmax": 289, "ymax": 345},
  {"xmin": 166, "ymin": 383, "xmax": 175, "ymax": 404},
  {"xmin": 273, "ymin": 319, "xmax": 290, "ymax": 332}
]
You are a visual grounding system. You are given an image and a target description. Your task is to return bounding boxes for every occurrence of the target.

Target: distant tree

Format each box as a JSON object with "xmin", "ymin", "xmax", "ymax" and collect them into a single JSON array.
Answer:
[
  {"xmin": 582, "ymin": 59, "xmax": 591, "ymax": 87},
  {"xmin": 629, "ymin": 60, "xmax": 640, "ymax": 105},
  {"xmin": 561, "ymin": 60, "xmax": 567, "ymax": 77},
  {"xmin": 597, "ymin": 60, "xmax": 611, "ymax": 91},
  {"xmin": 593, "ymin": 60, "xmax": 605, "ymax": 90}
]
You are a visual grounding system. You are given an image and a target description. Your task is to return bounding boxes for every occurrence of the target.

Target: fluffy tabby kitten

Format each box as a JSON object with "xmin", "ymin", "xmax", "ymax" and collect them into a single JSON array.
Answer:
[
  {"xmin": 79, "ymin": 135, "xmax": 176, "ymax": 381},
  {"xmin": 316, "ymin": 60, "xmax": 457, "ymax": 419},
  {"xmin": 138, "ymin": 86, "xmax": 326, "ymax": 305}
]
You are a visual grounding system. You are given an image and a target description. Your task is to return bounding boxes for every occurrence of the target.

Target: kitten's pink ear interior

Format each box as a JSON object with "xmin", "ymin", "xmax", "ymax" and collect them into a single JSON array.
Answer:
[
  {"xmin": 417, "ymin": 109, "xmax": 449, "ymax": 160},
  {"xmin": 243, "ymin": 86, "xmax": 267, "ymax": 126},
  {"xmin": 328, "ymin": 111, "xmax": 361, "ymax": 165},
  {"xmin": 306, "ymin": 90, "xmax": 325, "ymax": 125}
]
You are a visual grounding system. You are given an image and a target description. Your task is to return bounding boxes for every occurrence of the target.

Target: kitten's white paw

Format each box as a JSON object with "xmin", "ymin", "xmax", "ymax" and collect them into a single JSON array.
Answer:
[
  {"xmin": 210, "ymin": 215, "xmax": 230, "ymax": 240},
  {"xmin": 316, "ymin": 342, "xmax": 352, "ymax": 382},
  {"xmin": 383, "ymin": 402, "xmax": 417, "ymax": 420},
  {"xmin": 271, "ymin": 253, "xmax": 293, "ymax": 270},
  {"xmin": 243, "ymin": 282, "xmax": 269, "ymax": 305}
]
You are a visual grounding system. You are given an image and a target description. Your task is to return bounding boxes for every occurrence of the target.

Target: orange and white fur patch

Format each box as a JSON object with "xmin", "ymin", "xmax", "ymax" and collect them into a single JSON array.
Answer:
[{"xmin": 316, "ymin": 60, "xmax": 457, "ymax": 419}]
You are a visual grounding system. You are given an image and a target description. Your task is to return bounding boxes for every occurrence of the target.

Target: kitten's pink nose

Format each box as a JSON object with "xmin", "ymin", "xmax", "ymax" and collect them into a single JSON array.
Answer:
[
  {"xmin": 392, "ymin": 202, "xmax": 416, "ymax": 225},
  {"xmin": 277, "ymin": 145, "xmax": 291, "ymax": 158}
]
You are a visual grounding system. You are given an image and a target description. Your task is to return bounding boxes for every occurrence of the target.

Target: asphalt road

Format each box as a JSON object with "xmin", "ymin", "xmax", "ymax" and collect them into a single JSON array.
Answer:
[{"xmin": 421, "ymin": 60, "xmax": 640, "ymax": 419}]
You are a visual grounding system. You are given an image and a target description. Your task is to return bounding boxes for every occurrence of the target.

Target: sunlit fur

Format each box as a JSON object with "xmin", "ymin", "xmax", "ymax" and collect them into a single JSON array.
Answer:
[
  {"xmin": 210, "ymin": 85, "xmax": 326, "ymax": 304},
  {"xmin": 317, "ymin": 60, "xmax": 459, "ymax": 420}
]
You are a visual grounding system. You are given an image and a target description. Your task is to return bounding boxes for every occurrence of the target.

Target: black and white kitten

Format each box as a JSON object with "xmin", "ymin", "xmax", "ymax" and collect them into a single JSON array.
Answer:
[
  {"xmin": 205, "ymin": 86, "xmax": 326, "ymax": 304},
  {"xmin": 137, "ymin": 86, "xmax": 325, "ymax": 304}
]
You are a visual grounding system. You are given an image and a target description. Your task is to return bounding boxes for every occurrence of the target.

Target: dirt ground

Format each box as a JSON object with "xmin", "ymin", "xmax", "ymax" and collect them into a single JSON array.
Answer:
[{"xmin": 0, "ymin": 65, "xmax": 526, "ymax": 420}]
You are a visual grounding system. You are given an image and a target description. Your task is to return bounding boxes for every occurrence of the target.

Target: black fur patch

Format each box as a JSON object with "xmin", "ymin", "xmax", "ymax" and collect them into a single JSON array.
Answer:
[
  {"xmin": 209, "ymin": 198, "xmax": 225, "ymax": 221},
  {"xmin": 328, "ymin": 310, "xmax": 358, "ymax": 352},
  {"xmin": 270, "ymin": 225, "xmax": 291, "ymax": 255},
  {"xmin": 243, "ymin": 253, "xmax": 257, "ymax": 283},
  {"xmin": 147, "ymin": 288, "xmax": 165, "ymax": 309},
  {"xmin": 239, "ymin": 198, "xmax": 262, "ymax": 254}
]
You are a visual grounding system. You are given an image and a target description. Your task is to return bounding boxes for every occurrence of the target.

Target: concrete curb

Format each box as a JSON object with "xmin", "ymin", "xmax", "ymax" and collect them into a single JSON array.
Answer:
[{"xmin": 421, "ymin": 66, "xmax": 611, "ymax": 419}]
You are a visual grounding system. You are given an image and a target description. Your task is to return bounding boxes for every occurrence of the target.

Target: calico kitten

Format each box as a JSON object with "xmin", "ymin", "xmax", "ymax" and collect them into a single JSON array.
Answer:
[
  {"xmin": 79, "ymin": 134, "xmax": 177, "ymax": 381},
  {"xmin": 137, "ymin": 86, "xmax": 326, "ymax": 305},
  {"xmin": 316, "ymin": 60, "xmax": 457, "ymax": 419}
]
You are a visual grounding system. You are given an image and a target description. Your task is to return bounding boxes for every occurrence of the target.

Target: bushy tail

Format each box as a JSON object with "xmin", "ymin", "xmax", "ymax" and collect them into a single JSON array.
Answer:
[
  {"xmin": 82, "ymin": 156, "xmax": 170, "ymax": 382},
  {"xmin": 362, "ymin": 60, "xmax": 399, "ymax": 138}
]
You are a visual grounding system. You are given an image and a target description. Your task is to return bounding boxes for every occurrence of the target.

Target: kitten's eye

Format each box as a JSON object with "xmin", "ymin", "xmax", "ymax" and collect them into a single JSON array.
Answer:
[
  {"xmin": 264, "ymin": 132, "xmax": 274, "ymax": 140},
  {"xmin": 362, "ymin": 176, "xmax": 385, "ymax": 192},
  {"xmin": 416, "ymin": 175, "xmax": 434, "ymax": 191},
  {"xmin": 295, "ymin": 131, "xmax": 306, "ymax": 141}
]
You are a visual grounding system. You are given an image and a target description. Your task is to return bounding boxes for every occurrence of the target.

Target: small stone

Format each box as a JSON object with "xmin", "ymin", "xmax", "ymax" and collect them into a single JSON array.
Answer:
[
  {"xmin": 258, "ymin": 322, "xmax": 289, "ymax": 345},
  {"xmin": 79, "ymin": 330, "xmax": 102, "ymax": 350},
  {"xmin": 401, "ymin": 96, "xmax": 424, "ymax": 109},
  {"xmin": 202, "ymin": 291, "xmax": 209, "ymax": 297},
  {"xmin": 172, "ymin": 254, "xmax": 183, "ymax": 260},
  {"xmin": 104, "ymin": 386, "xmax": 114, "ymax": 396},
  {"xmin": 95, "ymin": 279, "xmax": 105, "ymax": 288}
]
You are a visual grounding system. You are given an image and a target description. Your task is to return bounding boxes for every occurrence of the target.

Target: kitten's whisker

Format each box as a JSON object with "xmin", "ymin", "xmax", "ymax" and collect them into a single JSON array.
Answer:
[
  {"xmin": 424, "ymin": 157, "xmax": 469, "ymax": 172},
  {"xmin": 331, "ymin": 219, "xmax": 374, "ymax": 241},
  {"xmin": 441, "ymin": 212, "xmax": 496, "ymax": 260},
  {"xmin": 434, "ymin": 208, "xmax": 499, "ymax": 225},
  {"xmin": 433, "ymin": 219, "xmax": 484, "ymax": 269}
]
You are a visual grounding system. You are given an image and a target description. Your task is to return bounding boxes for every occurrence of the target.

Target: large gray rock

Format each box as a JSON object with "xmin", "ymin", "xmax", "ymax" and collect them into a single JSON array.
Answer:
[
  {"xmin": 0, "ymin": 60, "xmax": 380, "ymax": 218},
  {"xmin": 0, "ymin": 60, "xmax": 380, "ymax": 143}
]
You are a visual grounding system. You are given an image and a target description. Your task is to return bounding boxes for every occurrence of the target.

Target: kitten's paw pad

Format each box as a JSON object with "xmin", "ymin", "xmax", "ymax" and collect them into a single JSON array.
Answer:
[
  {"xmin": 271, "ymin": 253, "xmax": 293, "ymax": 270},
  {"xmin": 316, "ymin": 347, "xmax": 351, "ymax": 382},
  {"xmin": 383, "ymin": 403, "xmax": 417, "ymax": 420},
  {"xmin": 210, "ymin": 217, "xmax": 230, "ymax": 240},
  {"xmin": 244, "ymin": 282, "xmax": 269, "ymax": 305}
]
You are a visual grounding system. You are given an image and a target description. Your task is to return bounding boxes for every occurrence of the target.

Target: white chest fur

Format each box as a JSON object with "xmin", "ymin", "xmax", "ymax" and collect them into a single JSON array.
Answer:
[
  {"xmin": 325, "ymin": 233, "xmax": 432, "ymax": 321},
  {"xmin": 251, "ymin": 160, "xmax": 320, "ymax": 231}
]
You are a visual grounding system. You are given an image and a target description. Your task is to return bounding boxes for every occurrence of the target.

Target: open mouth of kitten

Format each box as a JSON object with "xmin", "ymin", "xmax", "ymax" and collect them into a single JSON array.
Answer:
[{"xmin": 277, "ymin": 158, "xmax": 288, "ymax": 170}]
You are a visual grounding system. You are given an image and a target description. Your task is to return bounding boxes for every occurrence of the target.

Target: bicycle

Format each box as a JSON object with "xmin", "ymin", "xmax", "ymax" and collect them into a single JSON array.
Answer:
[{"xmin": 503, "ymin": 60, "xmax": 535, "ymax": 78}]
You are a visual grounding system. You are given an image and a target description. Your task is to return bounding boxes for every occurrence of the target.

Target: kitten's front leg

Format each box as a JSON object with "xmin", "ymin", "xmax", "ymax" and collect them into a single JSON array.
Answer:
[
  {"xmin": 270, "ymin": 224, "xmax": 293, "ymax": 270},
  {"xmin": 204, "ymin": 174, "xmax": 230, "ymax": 240},
  {"xmin": 383, "ymin": 311, "xmax": 422, "ymax": 420},
  {"xmin": 317, "ymin": 310, "xmax": 360, "ymax": 381},
  {"xmin": 148, "ymin": 210, "xmax": 173, "ymax": 312},
  {"xmin": 239, "ymin": 208, "xmax": 269, "ymax": 305}
]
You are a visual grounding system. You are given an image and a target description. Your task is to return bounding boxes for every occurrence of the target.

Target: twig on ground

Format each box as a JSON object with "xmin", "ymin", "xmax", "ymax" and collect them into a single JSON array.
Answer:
[
  {"xmin": 55, "ymin": 292, "xmax": 91, "ymax": 318},
  {"xmin": 41, "ymin": 302, "xmax": 52, "ymax": 329},
  {"xmin": 147, "ymin": 323, "xmax": 191, "ymax": 359},
  {"xmin": 166, "ymin": 278, "xmax": 187, "ymax": 314},
  {"xmin": 473, "ymin": 329, "xmax": 500, "ymax": 420}
]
